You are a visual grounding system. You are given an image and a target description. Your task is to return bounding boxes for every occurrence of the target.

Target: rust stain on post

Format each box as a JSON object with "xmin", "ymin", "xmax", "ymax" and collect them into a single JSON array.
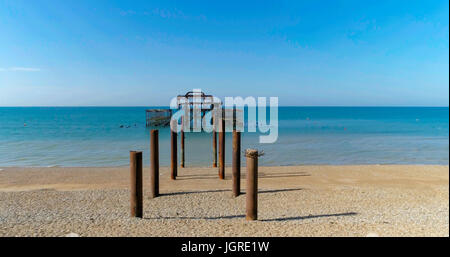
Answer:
[
  {"xmin": 232, "ymin": 130, "xmax": 241, "ymax": 197},
  {"xmin": 150, "ymin": 130, "xmax": 159, "ymax": 198},
  {"xmin": 171, "ymin": 120, "xmax": 177, "ymax": 180},
  {"xmin": 246, "ymin": 149, "xmax": 258, "ymax": 220},
  {"xmin": 218, "ymin": 115, "xmax": 225, "ymax": 179},
  {"xmin": 130, "ymin": 151, "xmax": 143, "ymax": 218}
]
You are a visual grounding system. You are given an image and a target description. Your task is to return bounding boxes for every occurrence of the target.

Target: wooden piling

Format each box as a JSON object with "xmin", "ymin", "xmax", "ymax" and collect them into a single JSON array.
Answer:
[
  {"xmin": 130, "ymin": 151, "xmax": 143, "ymax": 218},
  {"xmin": 171, "ymin": 120, "xmax": 177, "ymax": 180},
  {"xmin": 180, "ymin": 116, "xmax": 185, "ymax": 168},
  {"xmin": 232, "ymin": 130, "xmax": 241, "ymax": 197},
  {"xmin": 218, "ymin": 115, "xmax": 225, "ymax": 179},
  {"xmin": 150, "ymin": 130, "xmax": 159, "ymax": 198},
  {"xmin": 246, "ymin": 149, "xmax": 258, "ymax": 220}
]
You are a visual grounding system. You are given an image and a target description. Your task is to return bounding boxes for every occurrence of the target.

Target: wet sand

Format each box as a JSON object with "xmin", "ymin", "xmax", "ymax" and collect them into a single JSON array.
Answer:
[{"xmin": 0, "ymin": 165, "xmax": 448, "ymax": 237}]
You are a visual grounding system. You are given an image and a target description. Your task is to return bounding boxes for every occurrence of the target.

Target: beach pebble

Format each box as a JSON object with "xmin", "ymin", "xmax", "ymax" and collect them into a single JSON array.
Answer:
[
  {"xmin": 65, "ymin": 232, "xmax": 80, "ymax": 237},
  {"xmin": 0, "ymin": 166, "xmax": 447, "ymax": 237}
]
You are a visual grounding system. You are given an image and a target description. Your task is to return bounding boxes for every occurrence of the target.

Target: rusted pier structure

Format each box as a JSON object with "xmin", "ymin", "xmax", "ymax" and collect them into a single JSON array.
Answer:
[
  {"xmin": 232, "ymin": 129, "xmax": 241, "ymax": 196},
  {"xmin": 171, "ymin": 120, "xmax": 177, "ymax": 180},
  {"xmin": 245, "ymin": 149, "xmax": 259, "ymax": 221},
  {"xmin": 130, "ymin": 151, "xmax": 143, "ymax": 218},
  {"xmin": 212, "ymin": 118, "xmax": 217, "ymax": 168},
  {"xmin": 146, "ymin": 109, "xmax": 172, "ymax": 127},
  {"xmin": 128, "ymin": 91, "xmax": 269, "ymax": 222},
  {"xmin": 176, "ymin": 91, "xmax": 221, "ymax": 168},
  {"xmin": 218, "ymin": 115, "xmax": 226, "ymax": 179},
  {"xmin": 180, "ymin": 116, "xmax": 185, "ymax": 168},
  {"xmin": 176, "ymin": 91, "xmax": 216, "ymax": 116},
  {"xmin": 150, "ymin": 130, "xmax": 159, "ymax": 198}
]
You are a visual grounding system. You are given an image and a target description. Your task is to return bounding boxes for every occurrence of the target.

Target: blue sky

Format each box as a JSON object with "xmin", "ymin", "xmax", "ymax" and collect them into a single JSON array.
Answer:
[{"xmin": 0, "ymin": 0, "xmax": 448, "ymax": 106}]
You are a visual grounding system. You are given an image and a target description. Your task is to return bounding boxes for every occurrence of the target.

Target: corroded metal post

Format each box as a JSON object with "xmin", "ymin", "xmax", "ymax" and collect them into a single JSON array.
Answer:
[
  {"xmin": 246, "ymin": 149, "xmax": 258, "ymax": 220},
  {"xmin": 212, "ymin": 116, "xmax": 217, "ymax": 168},
  {"xmin": 218, "ymin": 114, "xmax": 225, "ymax": 179},
  {"xmin": 130, "ymin": 151, "xmax": 143, "ymax": 218},
  {"xmin": 171, "ymin": 120, "xmax": 177, "ymax": 180},
  {"xmin": 180, "ymin": 116, "xmax": 185, "ymax": 168},
  {"xmin": 232, "ymin": 129, "xmax": 241, "ymax": 197},
  {"xmin": 150, "ymin": 130, "xmax": 159, "ymax": 198}
]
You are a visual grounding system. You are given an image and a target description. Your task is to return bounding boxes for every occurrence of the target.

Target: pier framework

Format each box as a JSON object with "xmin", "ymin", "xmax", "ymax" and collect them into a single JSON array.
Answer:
[{"xmin": 130, "ymin": 91, "xmax": 259, "ymax": 220}]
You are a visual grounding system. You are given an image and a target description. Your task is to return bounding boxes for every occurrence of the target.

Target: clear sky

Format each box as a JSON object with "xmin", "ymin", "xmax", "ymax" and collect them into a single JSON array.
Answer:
[{"xmin": 0, "ymin": 0, "xmax": 448, "ymax": 106}]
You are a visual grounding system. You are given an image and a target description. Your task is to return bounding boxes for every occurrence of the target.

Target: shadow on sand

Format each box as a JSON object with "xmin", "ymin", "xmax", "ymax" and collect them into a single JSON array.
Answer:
[
  {"xmin": 144, "ymin": 215, "xmax": 245, "ymax": 220},
  {"xmin": 260, "ymin": 188, "xmax": 303, "ymax": 193},
  {"xmin": 260, "ymin": 212, "xmax": 358, "ymax": 222},
  {"xmin": 144, "ymin": 212, "xmax": 357, "ymax": 221},
  {"xmin": 175, "ymin": 172, "xmax": 311, "ymax": 180},
  {"xmin": 259, "ymin": 174, "xmax": 311, "ymax": 178},
  {"xmin": 160, "ymin": 188, "xmax": 303, "ymax": 196},
  {"xmin": 175, "ymin": 176, "xmax": 218, "ymax": 180},
  {"xmin": 160, "ymin": 189, "xmax": 231, "ymax": 196}
]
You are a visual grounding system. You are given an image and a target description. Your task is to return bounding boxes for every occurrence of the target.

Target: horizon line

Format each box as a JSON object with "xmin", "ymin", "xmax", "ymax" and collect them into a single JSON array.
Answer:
[{"xmin": 0, "ymin": 105, "xmax": 448, "ymax": 108}]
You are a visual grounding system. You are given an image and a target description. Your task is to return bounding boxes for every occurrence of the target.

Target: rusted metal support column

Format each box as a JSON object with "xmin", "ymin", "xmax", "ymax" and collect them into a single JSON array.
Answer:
[
  {"xmin": 180, "ymin": 116, "xmax": 185, "ymax": 168},
  {"xmin": 232, "ymin": 129, "xmax": 241, "ymax": 197},
  {"xmin": 218, "ymin": 114, "xmax": 225, "ymax": 179},
  {"xmin": 246, "ymin": 149, "xmax": 259, "ymax": 220},
  {"xmin": 171, "ymin": 120, "xmax": 177, "ymax": 180},
  {"xmin": 130, "ymin": 151, "xmax": 143, "ymax": 218},
  {"xmin": 212, "ymin": 116, "xmax": 217, "ymax": 168},
  {"xmin": 150, "ymin": 130, "xmax": 159, "ymax": 198}
]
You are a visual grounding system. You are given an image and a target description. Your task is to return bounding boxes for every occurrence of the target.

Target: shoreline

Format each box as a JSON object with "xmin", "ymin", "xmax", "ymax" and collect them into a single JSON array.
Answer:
[
  {"xmin": 1, "ymin": 163, "xmax": 448, "ymax": 168},
  {"xmin": 0, "ymin": 165, "xmax": 448, "ymax": 236}
]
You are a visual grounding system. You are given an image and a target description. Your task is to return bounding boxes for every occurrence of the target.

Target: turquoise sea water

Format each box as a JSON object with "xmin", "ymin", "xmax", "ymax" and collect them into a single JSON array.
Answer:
[{"xmin": 0, "ymin": 107, "xmax": 448, "ymax": 167}]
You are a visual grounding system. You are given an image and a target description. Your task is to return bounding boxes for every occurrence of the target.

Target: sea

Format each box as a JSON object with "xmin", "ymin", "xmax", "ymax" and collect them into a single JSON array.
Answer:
[{"xmin": 0, "ymin": 107, "xmax": 448, "ymax": 167}]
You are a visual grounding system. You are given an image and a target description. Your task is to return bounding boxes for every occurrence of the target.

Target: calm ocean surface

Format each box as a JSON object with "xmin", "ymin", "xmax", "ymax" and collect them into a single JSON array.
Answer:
[{"xmin": 0, "ymin": 107, "xmax": 448, "ymax": 167}]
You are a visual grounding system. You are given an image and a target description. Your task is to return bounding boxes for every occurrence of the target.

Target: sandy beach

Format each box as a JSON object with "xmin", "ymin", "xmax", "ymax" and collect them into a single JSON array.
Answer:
[{"xmin": 0, "ymin": 165, "xmax": 448, "ymax": 237}]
